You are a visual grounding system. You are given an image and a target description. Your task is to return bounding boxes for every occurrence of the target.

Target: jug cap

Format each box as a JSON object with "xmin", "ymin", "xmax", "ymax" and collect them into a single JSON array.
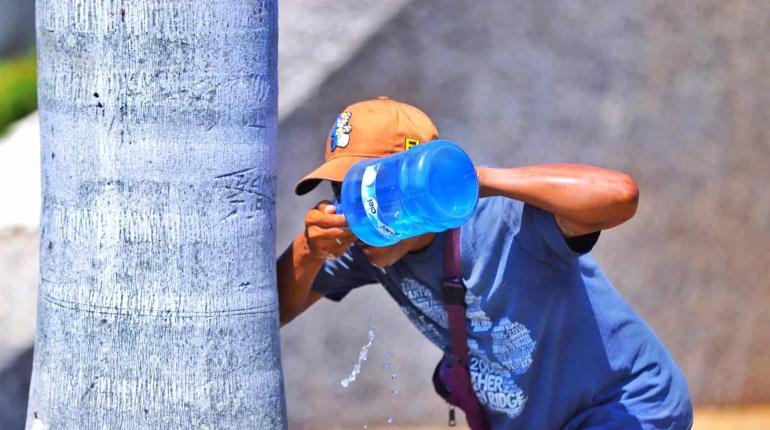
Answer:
[{"xmin": 294, "ymin": 97, "xmax": 439, "ymax": 195}]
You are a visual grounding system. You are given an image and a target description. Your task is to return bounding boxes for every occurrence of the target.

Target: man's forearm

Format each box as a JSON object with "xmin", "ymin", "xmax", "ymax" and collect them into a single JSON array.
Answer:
[
  {"xmin": 276, "ymin": 233, "xmax": 326, "ymax": 326},
  {"xmin": 476, "ymin": 164, "xmax": 639, "ymax": 230}
]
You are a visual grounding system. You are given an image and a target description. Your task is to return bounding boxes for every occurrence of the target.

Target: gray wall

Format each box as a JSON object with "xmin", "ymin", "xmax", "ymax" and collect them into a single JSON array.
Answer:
[
  {"xmin": 1, "ymin": 0, "xmax": 769, "ymax": 428},
  {"xmin": 278, "ymin": 0, "xmax": 770, "ymax": 427},
  {"xmin": 0, "ymin": 0, "xmax": 35, "ymax": 57}
]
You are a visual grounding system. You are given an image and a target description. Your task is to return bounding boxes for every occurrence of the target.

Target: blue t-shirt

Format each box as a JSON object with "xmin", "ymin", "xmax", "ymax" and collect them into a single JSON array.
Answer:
[{"xmin": 312, "ymin": 196, "xmax": 693, "ymax": 429}]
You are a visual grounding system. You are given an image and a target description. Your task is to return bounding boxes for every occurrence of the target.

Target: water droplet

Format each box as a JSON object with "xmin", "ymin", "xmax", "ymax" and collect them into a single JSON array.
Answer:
[
  {"xmin": 383, "ymin": 362, "xmax": 391, "ymax": 369},
  {"xmin": 386, "ymin": 351, "xmax": 394, "ymax": 359},
  {"xmin": 390, "ymin": 388, "xmax": 398, "ymax": 396},
  {"xmin": 387, "ymin": 416, "xmax": 394, "ymax": 424},
  {"xmin": 341, "ymin": 302, "xmax": 377, "ymax": 388},
  {"xmin": 391, "ymin": 373, "xmax": 397, "ymax": 380},
  {"xmin": 363, "ymin": 426, "xmax": 368, "ymax": 429}
]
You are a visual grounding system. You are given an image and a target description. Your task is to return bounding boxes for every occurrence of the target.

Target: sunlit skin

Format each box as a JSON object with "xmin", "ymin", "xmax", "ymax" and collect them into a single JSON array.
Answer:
[{"xmin": 277, "ymin": 164, "xmax": 639, "ymax": 326}]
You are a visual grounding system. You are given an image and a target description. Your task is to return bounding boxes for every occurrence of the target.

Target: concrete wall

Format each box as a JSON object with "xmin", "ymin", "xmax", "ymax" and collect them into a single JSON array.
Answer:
[
  {"xmin": 1, "ymin": 0, "xmax": 769, "ymax": 428},
  {"xmin": 0, "ymin": 0, "xmax": 35, "ymax": 57}
]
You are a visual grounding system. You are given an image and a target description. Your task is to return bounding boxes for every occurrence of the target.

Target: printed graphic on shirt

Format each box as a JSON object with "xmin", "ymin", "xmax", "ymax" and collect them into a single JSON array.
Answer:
[
  {"xmin": 491, "ymin": 317, "xmax": 536, "ymax": 375},
  {"xmin": 399, "ymin": 305, "xmax": 448, "ymax": 348},
  {"xmin": 467, "ymin": 338, "xmax": 497, "ymax": 366},
  {"xmin": 467, "ymin": 338, "xmax": 483, "ymax": 355},
  {"xmin": 470, "ymin": 354, "xmax": 527, "ymax": 418},
  {"xmin": 400, "ymin": 278, "xmax": 449, "ymax": 329},
  {"xmin": 465, "ymin": 301, "xmax": 536, "ymax": 419},
  {"xmin": 466, "ymin": 291, "xmax": 493, "ymax": 332},
  {"xmin": 395, "ymin": 276, "xmax": 536, "ymax": 420}
]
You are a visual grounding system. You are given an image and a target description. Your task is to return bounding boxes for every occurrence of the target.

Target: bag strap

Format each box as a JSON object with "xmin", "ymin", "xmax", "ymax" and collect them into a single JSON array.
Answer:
[
  {"xmin": 442, "ymin": 228, "xmax": 471, "ymax": 366},
  {"xmin": 441, "ymin": 228, "xmax": 492, "ymax": 430}
]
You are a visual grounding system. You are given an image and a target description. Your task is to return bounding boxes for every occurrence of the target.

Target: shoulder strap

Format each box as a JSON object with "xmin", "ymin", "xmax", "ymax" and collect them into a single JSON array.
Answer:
[
  {"xmin": 444, "ymin": 228, "xmax": 463, "ymax": 279},
  {"xmin": 441, "ymin": 228, "xmax": 493, "ymax": 430},
  {"xmin": 442, "ymin": 228, "xmax": 470, "ymax": 366}
]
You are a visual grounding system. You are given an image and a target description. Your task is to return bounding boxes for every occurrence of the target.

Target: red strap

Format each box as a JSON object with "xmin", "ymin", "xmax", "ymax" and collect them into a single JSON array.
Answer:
[
  {"xmin": 444, "ymin": 228, "xmax": 463, "ymax": 279},
  {"xmin": 442, "ymin": 228, "xmax": 470, "ymax": 365},
  {"xmin": 442, "ymin": 228, "xmax": 492, "ymax": 430}
]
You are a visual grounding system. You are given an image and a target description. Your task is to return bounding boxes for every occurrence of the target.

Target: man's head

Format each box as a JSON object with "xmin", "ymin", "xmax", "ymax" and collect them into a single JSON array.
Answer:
[
  {"xmin": 296, "ymin": 97, "xmax": 440, "ymax": 267},
  {"xmin": 328, "ymin": 180, "xmax": 435, "ymax": 268},
  {"xmin": 294, "ymin": 96, "xmax": 439, "ymax": 195}
]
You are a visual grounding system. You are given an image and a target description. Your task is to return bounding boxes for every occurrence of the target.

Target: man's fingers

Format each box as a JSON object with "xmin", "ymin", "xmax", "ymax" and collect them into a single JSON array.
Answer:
[
  {"xmin": 308, "ymin": 225, "xmax": 355, "ymax": 240},
  {"xmin": 315, "ymin": 200, "xmax": 336, "ymax": 214},
  {"xmin": 305, "ymin": 200, "xmax": 356, "ymax": 260},
  {"xmin": 333, "ymin": 226, "xmax": 353, "ymax": 236},
  {"xmin": 306, "ymin": 211, "xmax": 348, "ymax": 228},
  {"xmin": 315, "ymin": 199, "xmax": 332, "ymax": 209}
]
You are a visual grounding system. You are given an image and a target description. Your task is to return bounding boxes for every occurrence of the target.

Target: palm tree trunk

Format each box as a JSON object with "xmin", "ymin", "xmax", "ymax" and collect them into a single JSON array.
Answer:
[{"xmin": 27, "ymin": 1, "xmax": 286, "ymax": 428}]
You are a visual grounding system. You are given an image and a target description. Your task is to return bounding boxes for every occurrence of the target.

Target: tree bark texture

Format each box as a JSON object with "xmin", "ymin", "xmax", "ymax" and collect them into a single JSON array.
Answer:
[{"xmin": 27, "ymin": 1, "xmax": 286, "ymax": 428}]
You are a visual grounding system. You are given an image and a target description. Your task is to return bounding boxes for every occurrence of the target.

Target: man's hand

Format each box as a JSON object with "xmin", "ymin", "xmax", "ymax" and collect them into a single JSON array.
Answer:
[
  {"xmin": 304, "ymin": 200, "xmax": 357, "ymax": 260},
  {"xmin": 277, "ymin": 201, "xmax": 357, "ymax": 326}
]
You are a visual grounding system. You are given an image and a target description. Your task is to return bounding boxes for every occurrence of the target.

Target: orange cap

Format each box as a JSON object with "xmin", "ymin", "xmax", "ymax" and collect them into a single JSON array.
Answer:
[{"xmin": 294, "ymin": 96, "xmax": 439, "ymax": 195}]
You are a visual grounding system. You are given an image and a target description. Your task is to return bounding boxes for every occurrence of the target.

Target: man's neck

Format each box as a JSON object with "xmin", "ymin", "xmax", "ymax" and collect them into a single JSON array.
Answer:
[{"xmin": 408, "ymin": 232, "xmax": 437, "ymax": 255}]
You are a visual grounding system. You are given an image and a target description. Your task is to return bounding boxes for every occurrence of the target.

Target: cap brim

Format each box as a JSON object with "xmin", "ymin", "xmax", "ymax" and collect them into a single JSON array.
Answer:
[{"xmin": 294, "ymin": 156, "xmax": 373, "ymax": 195}]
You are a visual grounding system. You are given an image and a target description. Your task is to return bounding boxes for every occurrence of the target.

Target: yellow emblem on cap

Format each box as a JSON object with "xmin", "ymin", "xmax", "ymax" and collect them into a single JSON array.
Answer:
[{"xmin": 405, "ymin": 137, "xmax": 420, "ymax": 150}]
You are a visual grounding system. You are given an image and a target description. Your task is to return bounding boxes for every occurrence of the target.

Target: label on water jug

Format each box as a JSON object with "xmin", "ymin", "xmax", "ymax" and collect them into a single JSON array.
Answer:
[{"xmin": 361, "ymin": 164, "xmax": 398, "ymax": 238}]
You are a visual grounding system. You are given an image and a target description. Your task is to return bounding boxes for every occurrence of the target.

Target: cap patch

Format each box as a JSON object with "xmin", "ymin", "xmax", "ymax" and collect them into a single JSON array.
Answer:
[
  {"xmin": 329, "ymin": 111, "xmax": 353, "ymax": 152},
  {"xmin": 405, "ymin": 137, "xmax": 420, "ymax": 150}
]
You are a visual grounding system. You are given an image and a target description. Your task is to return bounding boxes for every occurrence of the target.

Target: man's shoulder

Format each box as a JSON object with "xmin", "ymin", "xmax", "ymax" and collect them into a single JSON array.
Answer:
[
  {"xmin": 464, "ymin": 196, "xmax": 524, "ymax": 239},
  {"xmin": 459, "ymin": 196, "xmax": 523, "ymax": 262}
]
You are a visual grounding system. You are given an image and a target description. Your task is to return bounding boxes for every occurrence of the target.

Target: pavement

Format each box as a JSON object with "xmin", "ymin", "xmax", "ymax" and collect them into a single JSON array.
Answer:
[
  {"xmin": 0, "ymin": 113, "xmax": 40, "ymax": 230},
  {"xmin": 294, "ymin": 406, "xmax": 770, "ymax": 430}
]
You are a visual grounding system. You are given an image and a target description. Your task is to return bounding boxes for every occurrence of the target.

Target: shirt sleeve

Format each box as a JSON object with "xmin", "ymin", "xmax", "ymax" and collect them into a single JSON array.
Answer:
[
  {"xmin": 516, "ymin": 203, "xmax": 599, "ymax": 266},
  {"xmin": 565, "ymin": 230, "xmax": 600, "ymax": 253},
  {"xmin": 310, "ymin": 244, "xmax": 377, "ymax": 302}
]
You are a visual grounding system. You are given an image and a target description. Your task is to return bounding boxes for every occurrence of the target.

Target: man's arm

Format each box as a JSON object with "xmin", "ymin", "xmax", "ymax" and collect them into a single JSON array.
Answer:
[
  {"xmin": 476, "ymin": 164, "xmax": 639, "ymax": 237},
  {"xmin": 276, "ymin": 233, "xmax": 326, "ymax": 326},
  {"xmin": 277, "ymin": 203, "xmax": 355, "ymax": 326}
]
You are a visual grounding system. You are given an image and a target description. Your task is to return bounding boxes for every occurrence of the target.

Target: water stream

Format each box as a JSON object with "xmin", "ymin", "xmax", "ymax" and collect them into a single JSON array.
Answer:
[
  {"xmin": 340, "ymin": 301, "xmax": 378, "ymax": 388},
  {"xmin": 342, "ymin": 302, "xmax": 402, "ymax": 428}
]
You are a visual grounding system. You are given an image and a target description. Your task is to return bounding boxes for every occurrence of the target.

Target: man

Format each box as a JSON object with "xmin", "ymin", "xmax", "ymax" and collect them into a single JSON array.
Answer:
[{"xmin": 277, "ymin": 97, "xmax": 693, "ymax": 429}]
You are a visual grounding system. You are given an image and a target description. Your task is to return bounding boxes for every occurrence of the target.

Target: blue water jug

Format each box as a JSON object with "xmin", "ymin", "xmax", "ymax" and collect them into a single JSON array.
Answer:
[{"xmin": 337, "ymin": 139, "xmax": 479, "ymax": 246}]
